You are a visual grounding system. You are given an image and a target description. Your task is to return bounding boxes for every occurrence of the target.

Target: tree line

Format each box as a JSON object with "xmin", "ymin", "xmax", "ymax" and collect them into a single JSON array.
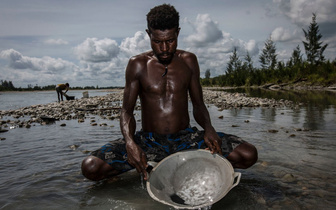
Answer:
[
  {"xmin": 201, "ymin": 13, "xmax": 336, "ymax": 87},
  {"xmin": 0, "ymin": 81, "xmax": 120, "ymax": 91}
]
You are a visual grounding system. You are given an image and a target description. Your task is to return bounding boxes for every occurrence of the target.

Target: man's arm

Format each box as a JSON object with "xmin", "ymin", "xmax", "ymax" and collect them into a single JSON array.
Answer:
[
  {"xmin": 120, "ymin": 57, "xmax": 149, "ymax": 179},
  {"xmin": 186, "ymin": 53, "xmax": 222, "ymax": 154}
]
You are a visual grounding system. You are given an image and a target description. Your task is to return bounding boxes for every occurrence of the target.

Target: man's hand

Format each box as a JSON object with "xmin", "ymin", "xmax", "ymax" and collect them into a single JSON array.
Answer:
[
  {"xmin": 204, "ymin": 128, "xmax": 222, "ymax": 155},
  {"xmin": 125, "ymin": 141, "xmax": 149, "ymax": 180}
]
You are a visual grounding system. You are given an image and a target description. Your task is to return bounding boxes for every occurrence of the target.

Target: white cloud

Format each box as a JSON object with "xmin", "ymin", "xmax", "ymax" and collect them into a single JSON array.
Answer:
[
  {"xmin": 184, "ymin": 14, "xmax": 223, "ymax": 47},
  {"xmin": 271, "ymin": 27, "xmax": 293, "ymax": 42},
  {"xmin": 44, "ymin": 39, "xmax": 68, "ymax": 45},
  {"xmin": 0, "ymin": 49, "xmax": 82, "ymax": 87},
  {"xmin": 72, "ymin": 32, "xmax": 151, "ymax": 85},
  {"xmin": 0, "ymin": 49, "xmax": 77, "ymax": 73},
  {"xmin": 120, "ymin": 31, "xmax": 150, "ymax": 57},
  {"xmin": 246, "ymin": 40, "xmax": 259, "ymax": 55},
  {"xmin": 183, "ymin": 14, "xmax": 259, "ymax": 76},
  {"xmin": 274, "ymin": 0, "xmax": 336, "ymax": 26},
  {"xmin": 73, "ymin": 38, "xmax": 120, "ymax": 63}
]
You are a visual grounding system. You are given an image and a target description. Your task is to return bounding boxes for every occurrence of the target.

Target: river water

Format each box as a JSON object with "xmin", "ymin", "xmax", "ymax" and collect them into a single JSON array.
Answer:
[{"xmin": 0, "ymin": 89, "xmax": 335, "ymax": 209}]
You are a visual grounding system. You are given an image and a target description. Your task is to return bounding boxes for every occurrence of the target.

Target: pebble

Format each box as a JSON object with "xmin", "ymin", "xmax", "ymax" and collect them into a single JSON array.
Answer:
[
  {"xmin": 282, "ymin": 173, "xmax": 296, "ymax": 183},
  {"xmin": 260, "ymin": 161, "xmax": 268, "ymax": 167},
  {"xmin": 202, "ymin": 88, "xmax": 295, "ymax": 110},
  {"xmin": 0, "ymin": 129, "xmax": 9, "ymax": 133},
  {"xmin": 69, "ymin": 144, "xmax": 79, "ymax": 150},
  {"xmin": 0, "ymin": 89, "xmax": 124, "ymax": 130},
  {"xmin": 0, "ymin": 88, "xmax": 297, "ymax": 131}
]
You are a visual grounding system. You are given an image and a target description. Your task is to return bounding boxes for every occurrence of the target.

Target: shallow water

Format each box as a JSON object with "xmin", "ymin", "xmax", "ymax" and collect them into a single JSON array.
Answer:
[
  {"xmin": 0, "ymin": 89, "xmax": 336, "ymax": 209},
  {"xmin": 0, "ymin": 89, "xmax": 114, "ymax": 111}
]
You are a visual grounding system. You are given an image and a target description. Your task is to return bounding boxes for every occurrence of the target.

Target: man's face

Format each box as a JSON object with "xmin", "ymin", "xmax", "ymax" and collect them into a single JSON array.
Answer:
[{"xmin": 146, "ymin": 27, "xmax": 180, "ymax": 65}]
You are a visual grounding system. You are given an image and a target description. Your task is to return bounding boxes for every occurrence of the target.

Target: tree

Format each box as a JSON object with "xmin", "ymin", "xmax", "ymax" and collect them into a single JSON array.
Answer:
[
  {"xmin": 288, "ymin": 45, "xmax": 303, "ymax": 67},
  {"xmin": 227, "ymin": 47, "xmax": 242, "ymax": 74},
  {"xmin": 302, "ymin": 13, "xmax": 328, "ymax": 65},
  {"xmin": 259, "ymin": 37, "xmax": 278, "ymax": 70},
  {"xmin": 205, "ymin": 69, "xmax": 211, "ymax": 79},
  {"xmin": 244, "ymin": 51, "xmax": 254, "ymax": 73},
  {"xmin": 8, "ymin": 81, "xmax": 15, "ymax": 89}
]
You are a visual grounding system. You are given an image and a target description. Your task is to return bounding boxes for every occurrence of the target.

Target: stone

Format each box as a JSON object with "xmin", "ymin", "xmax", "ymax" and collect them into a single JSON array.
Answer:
[
  {"xmin": 69, "ymin": 144, "xmax": 79, "ymax": 150},
  {"xmin": 282, "ymin": 173, "xmax": 296, "ymax": 182}
]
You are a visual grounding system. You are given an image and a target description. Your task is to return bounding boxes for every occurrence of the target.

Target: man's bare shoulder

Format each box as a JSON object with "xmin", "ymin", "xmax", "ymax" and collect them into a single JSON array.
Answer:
[
  {"xmin": 176, "ymin": 50, "xmax": 199, "ymax": 71},
  {"xmin": 126, "ymin": 51, "xmax": 153, "ymax": 75},
  {"xmin": 129, "ymin": 51, "xmax": 154, "ymax": 63},
  {"xmin": 176, "ymin": 49, "xmax": 196, "ymax": 60}
]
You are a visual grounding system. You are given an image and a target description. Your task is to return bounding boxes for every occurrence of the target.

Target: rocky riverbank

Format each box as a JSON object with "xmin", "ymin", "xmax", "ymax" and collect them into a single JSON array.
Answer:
[
  {"xmin": 202, "ymin": 88, "xmax": 295, "ymax": 110},
  {"xmin": 0, "ymin": 88, "xmax": 296, "ymax": 133}
]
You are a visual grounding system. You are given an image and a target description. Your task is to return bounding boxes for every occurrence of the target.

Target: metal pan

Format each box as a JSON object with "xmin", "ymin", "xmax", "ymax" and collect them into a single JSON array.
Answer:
[{"xmin": 146, "ymin": 149, "xmax": 241, "ymax": 209}]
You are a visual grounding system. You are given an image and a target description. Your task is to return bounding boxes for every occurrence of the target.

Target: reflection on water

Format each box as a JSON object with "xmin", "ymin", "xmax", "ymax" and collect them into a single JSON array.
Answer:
[
  {"xmin": 225, "ymin": 87, "xmax": 336, "ymax": 106},
  {"xmin": 0, "ymin": 89, "xmax": 335, "ymax": 209},
  {"xmin": 224, "ymin": 88, "xmax": 336, "ymax": 131}
]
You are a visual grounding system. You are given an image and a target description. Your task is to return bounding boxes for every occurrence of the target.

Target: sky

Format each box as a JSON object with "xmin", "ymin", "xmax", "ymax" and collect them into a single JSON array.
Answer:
[{"xmin": 0, "ymin": 0, "xmax": 335, "ymax": 88}]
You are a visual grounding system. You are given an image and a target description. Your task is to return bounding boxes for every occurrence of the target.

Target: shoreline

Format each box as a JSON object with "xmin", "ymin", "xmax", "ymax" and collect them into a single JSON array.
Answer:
[{"xmin": 0, "ymin": 88, "xmax": 296, "ymax": 131}]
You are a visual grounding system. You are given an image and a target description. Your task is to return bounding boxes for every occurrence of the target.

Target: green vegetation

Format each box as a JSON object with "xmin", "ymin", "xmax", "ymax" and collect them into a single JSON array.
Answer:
[
  {"xmin": 201, "ymin": 13, "xmax": 336, "ymax": 87},
  {"xmin": 0, "ymin": 81, "xmax": 120, "ymax": 91}
]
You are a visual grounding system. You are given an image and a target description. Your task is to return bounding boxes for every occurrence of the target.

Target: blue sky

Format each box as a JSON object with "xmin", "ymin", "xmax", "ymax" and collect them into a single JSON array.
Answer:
[{"xmin": 0, "ymin": 0, "xmax": 335, "ymax": 88}]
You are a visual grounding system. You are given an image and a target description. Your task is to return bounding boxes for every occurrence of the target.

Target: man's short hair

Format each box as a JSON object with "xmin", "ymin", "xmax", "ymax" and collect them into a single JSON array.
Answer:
[{"xmin": 146, "ymin": 4, "xmax": 179, "ymax": 31}]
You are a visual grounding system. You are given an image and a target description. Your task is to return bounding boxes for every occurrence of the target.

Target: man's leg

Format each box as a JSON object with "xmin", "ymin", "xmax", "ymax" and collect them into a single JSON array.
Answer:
[
  {"xmin": 81, "ymin": 139, "xmax": 133, "ymax": 181},
  {"xmin": 226, "ymin": 142, "xmax": 258, "ymax": 169},
  {"xmin": 217, "ymin": 132, "xmax": 258, "ymax": 169},
  {"xmin": 56, "ymin": 89, "xmax": 61, "ymax": 102},
  {"xmin": 81, "ymin": 156, "xmax": 121, "ymax": 181}
]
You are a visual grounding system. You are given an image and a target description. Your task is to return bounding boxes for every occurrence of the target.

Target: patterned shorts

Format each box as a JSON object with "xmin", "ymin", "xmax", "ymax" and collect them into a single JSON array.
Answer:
[{"xmin": 90, "ymin": 127, "xmax": 245, "ymax": 172}]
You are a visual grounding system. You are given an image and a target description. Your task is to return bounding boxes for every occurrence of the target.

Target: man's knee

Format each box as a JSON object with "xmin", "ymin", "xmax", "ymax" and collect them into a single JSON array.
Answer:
[
  {"xmin": 228, "ymin": 142, "xmax": 258, "ymax": 169},
  {"xmin": 242, "ymin": 142, "xmax": 258, "ymax": 168},
  {"xmin": 81, "ymin": 156, "xmax": 107, "ymax": 181}
]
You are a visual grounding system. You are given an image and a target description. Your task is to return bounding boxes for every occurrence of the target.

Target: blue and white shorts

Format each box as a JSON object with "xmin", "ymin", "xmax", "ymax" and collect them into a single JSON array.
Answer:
[{"xmin": 90, "ymin": 127, "xmax": 245, "ymax": 172}]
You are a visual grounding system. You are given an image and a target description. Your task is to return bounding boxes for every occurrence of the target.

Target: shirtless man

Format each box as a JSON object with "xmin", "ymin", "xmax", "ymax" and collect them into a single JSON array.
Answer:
[{"xmin": 81, "ymin": 4, "xmax": 257, "ymax": 181}]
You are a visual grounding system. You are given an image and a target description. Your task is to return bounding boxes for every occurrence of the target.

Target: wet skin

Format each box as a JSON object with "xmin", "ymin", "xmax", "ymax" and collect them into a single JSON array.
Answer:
[{"xmin": 81, "ymin": 27, "xmax": 258, "ymax": 181}]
